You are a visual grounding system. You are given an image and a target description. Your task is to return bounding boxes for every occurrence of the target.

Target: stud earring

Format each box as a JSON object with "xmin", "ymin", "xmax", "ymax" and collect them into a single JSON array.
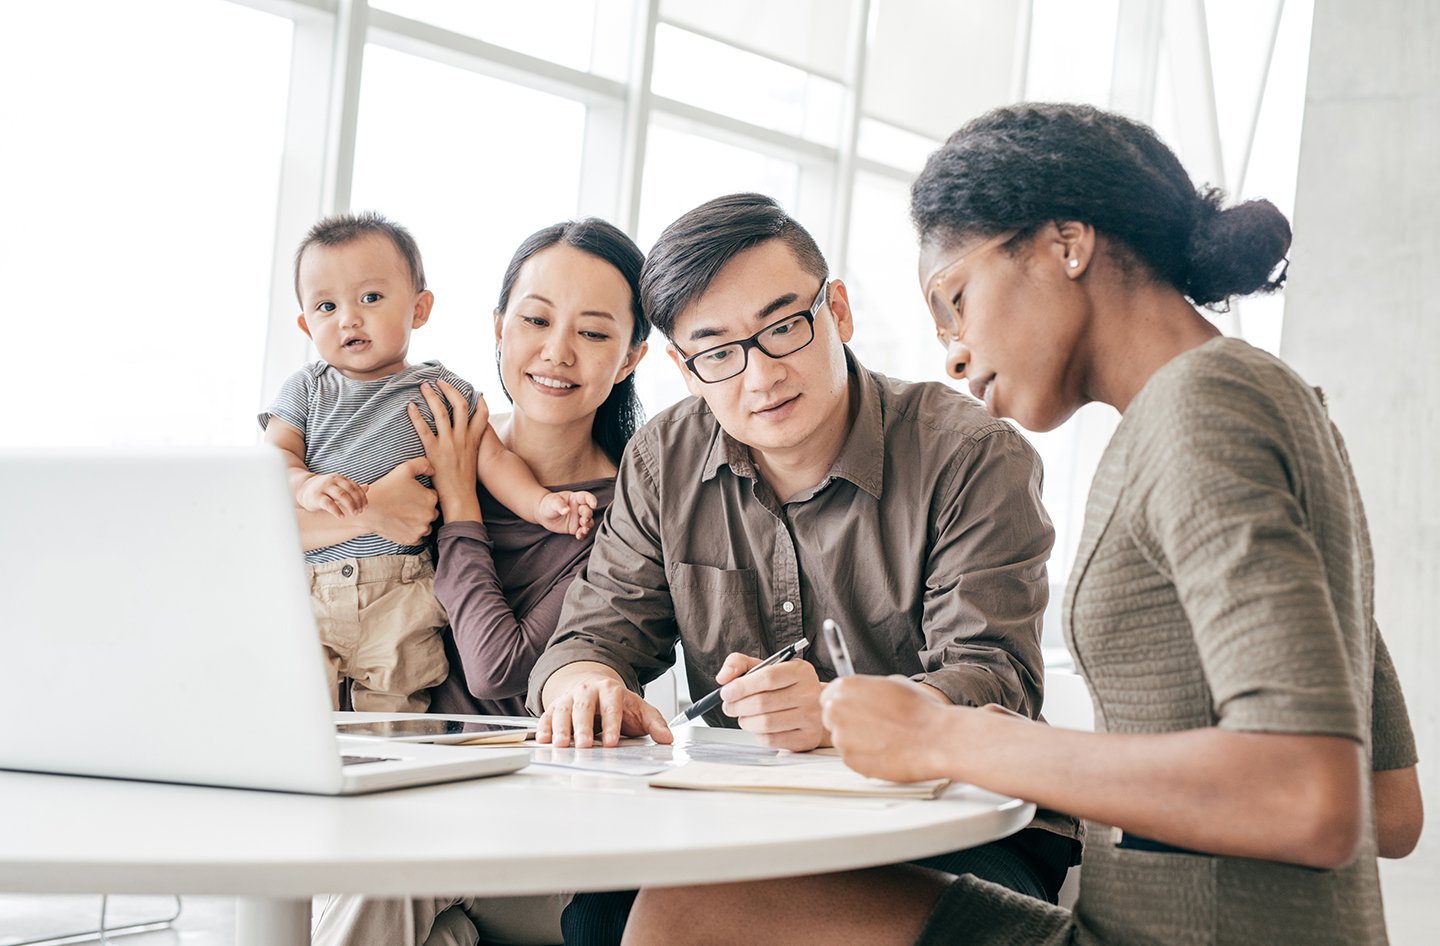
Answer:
[{"xmin": 1067, "ymin": 259, "xmax": 1080, "ymax": 270}]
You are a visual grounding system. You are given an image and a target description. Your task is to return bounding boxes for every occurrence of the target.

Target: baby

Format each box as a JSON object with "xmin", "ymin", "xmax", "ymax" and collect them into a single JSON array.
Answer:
[{"xmin": 260, "ymin": 212, "xmax": 594, "ymax": 711}]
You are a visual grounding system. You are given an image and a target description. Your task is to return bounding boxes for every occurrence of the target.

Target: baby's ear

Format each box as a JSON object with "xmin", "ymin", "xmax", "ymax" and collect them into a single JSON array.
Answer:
[
  {"xmin": 411, "ymin": 290, "xmax": 435, "ymax": 328},
  {"xmin": 296, "ymin": 313, "xmax": 312, "ymax": 337}
]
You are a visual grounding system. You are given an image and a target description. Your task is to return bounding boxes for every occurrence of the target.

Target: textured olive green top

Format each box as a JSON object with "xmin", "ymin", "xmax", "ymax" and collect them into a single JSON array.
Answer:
[{"xmin": 1057, "ymin": 337, "xmax": 1417, "ymax": 944}]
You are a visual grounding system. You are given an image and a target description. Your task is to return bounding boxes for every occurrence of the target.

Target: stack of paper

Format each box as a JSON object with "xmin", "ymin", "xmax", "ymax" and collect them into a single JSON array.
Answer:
[{"xmin": 648, "ymin": 761, "xmax": 950, "ymax": 799}]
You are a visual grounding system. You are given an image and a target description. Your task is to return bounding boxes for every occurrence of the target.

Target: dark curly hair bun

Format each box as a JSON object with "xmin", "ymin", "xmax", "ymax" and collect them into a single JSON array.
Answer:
[
  {"xmin": 1183, "ymin": 193, "xmax": 1291, "ymax": 305},
  {"xmin": 912, "ymin": 103, "xmax": 1293, "ymax": 310}
]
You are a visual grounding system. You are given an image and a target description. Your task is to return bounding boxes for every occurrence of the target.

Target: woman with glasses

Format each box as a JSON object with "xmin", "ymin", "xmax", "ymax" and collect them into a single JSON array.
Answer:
[{"xmin": 621, "ymin": 104, "xmax": 1422, "ymax": 946}]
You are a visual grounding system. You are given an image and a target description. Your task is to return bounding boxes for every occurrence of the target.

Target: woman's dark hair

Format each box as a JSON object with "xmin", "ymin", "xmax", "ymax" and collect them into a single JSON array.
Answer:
[
  {"xmin": 494, "ymin": 218, "xmax": 649, "ymax": 465},
  {"xmin": 911, "ymin": 103, "xmax": 1291, "ymax": 309}
]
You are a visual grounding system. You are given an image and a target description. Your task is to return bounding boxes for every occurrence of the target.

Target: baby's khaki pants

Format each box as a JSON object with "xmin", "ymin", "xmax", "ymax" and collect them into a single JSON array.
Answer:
[{"xmin": 306, "ymin": 554, "xmax": 448, "ymax": 712}]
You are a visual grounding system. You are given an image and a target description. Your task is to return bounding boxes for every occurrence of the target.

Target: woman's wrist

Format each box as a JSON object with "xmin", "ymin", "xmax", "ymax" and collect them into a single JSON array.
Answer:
[
  {"xmin": 927, "ymin": 702, "xmax": 982, "ymax": 781},
  {"xmin": 437, "ymin": 487, "xmax": 483, "ymax": 524}
]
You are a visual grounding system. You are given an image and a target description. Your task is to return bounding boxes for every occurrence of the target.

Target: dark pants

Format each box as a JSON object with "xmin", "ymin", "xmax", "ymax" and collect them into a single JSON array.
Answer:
[{"xmin": 561, "ymin": 829, "xmax": 1077, "ymax": 946}]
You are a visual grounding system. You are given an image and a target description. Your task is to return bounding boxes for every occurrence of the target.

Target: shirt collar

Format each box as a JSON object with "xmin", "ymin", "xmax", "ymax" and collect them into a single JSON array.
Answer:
[{"xmin": 699, "ymin": 347, "xmax": 885, "ymax": 500}]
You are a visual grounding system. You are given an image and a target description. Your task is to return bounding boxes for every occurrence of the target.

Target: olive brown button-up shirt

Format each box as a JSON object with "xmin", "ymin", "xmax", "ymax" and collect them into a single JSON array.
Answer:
[{"xmin": 527, "ymin": 350, "xmax": 1056, "ymax": 725}]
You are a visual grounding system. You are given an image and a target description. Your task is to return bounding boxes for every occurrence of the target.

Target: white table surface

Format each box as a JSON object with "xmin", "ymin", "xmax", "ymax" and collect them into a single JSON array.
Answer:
[{"xmin": 0, "ymin": 724, "xmax": 1034, "ymax": 944}]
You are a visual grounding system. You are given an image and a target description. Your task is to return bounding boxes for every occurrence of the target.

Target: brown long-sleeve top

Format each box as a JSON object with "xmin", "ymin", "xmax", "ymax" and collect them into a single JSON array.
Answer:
[
  {"xmin": 527, "ymin": 348, "xmax": 1056, "ymax": 722},
  {"xmin": 427, "ymin": 477, "xmax": 615, "ymax": 717}
]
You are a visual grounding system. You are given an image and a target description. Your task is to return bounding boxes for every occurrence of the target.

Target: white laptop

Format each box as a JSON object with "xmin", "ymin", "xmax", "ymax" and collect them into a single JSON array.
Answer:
[{"xmin": 0, "ymin": 447, "xmax": 530, "ymax": 794}]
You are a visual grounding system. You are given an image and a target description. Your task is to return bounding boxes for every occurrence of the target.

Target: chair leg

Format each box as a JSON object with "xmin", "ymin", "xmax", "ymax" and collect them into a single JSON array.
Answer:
[{"xmin": 8, "ymin": 895, "xmax": 183, "ymax": 946}]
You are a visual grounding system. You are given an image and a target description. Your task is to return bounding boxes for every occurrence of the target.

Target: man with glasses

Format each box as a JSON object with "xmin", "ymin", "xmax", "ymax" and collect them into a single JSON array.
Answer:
[{"xmin": 527, "ymin": 193, "xmax": 1078, "ymax": 944}]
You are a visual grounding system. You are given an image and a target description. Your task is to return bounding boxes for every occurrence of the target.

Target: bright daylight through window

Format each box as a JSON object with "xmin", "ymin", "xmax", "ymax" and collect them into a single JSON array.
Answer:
[{"xmin": 1, "ymin": 0, "xmax": 1313, "ymax": 660}]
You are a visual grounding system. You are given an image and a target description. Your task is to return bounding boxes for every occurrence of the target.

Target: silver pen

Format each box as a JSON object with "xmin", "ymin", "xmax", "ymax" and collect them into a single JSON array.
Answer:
[{"xmin": 821, "ymin": 618, "xmax": 854, "ymax": 677}]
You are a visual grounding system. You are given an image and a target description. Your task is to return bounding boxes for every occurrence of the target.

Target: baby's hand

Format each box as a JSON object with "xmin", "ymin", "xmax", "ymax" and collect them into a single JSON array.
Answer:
[
  {"xmin": 534, "ymin": 490, "xmax": 599, "ymax": 539},
  {"xmin": 298, "ymin": 472, "xmax": 368, "ymax": 518}
]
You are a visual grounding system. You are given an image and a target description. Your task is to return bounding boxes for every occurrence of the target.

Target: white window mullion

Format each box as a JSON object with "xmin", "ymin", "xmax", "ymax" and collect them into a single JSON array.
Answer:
[
  {"xmin": 1163, "ymin": 0, "xmax": 1225, "ymax": 191},
  {"xmin": 618, "ymin": 0, "xmax": 661, "ymax": 237},
  {"xmin": 1011, "ymin": 0, "xmax": 1034, "ymax": 102},
  {"xmin": 1233, "ymin": 0, "xmax": 1287, "ymax": 199},
  {"xmin": 1109, "ymin": 0, "xmax": 1163, "ymax": 120},
  {"xmin": 260, "ymin": 2, "xmax": 350, "ymax": 407},
  {"xmin": 828, "ymin": 0, "xmax": 874, "ymax": 278},
  {"xmin": 324, "ymin": 0, "xmax": 369, "ymax": 214}
]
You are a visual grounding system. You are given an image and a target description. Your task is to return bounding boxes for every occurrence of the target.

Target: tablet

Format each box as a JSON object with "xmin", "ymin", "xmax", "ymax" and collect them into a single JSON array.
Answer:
[{"xmin": 335, "ymin": 718, "xmax": 535, "ymax": 745}]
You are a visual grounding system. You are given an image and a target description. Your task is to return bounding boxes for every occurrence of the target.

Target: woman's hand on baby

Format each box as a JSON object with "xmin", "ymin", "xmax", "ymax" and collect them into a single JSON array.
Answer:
[
  {"xmin": 409, "ymin": 380, "xmax": 488, "ymax": 520},
  {"xmin": 535, "ymin": 490, "xmax": 598, "ymax": 539},
  {"xmin": 297, "ymin": 472, "xmax": 367, "ymax": 518}
]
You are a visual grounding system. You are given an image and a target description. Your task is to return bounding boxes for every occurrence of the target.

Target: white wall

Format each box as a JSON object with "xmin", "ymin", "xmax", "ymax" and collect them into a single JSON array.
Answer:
[{"xmin": 1283, "ymin": 2, "xmax": 1439, "ymax": 941}]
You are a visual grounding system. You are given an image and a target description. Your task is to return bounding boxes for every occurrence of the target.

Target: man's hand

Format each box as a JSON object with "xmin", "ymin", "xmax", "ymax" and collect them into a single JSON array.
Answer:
[
  {"xmin": 297, "ymin": 472, "xmax": 367, "ymax": 517},
  {"xmin": 537, "ymin": 662, "xmax": 673, "ymax": 748},
  {"xmin": 716, "ymin": 652, "xmax": 827, "ymax": 751},
  {"xmin": 820, "ymin": 675, "xmax": 965, "ymax": 783},
  {"xmin": 535, "ymin": 490, "xmax": 598, "ymax": 539},
  {"xmin": 358, "ymin": 457, "xmax": 438, "ymax": 545}
]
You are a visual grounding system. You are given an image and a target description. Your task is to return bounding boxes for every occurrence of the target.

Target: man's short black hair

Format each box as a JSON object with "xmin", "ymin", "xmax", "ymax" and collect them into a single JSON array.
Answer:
[{"xmin": 640, "ymin": 193, "xmax": 828, "ymax": 340}]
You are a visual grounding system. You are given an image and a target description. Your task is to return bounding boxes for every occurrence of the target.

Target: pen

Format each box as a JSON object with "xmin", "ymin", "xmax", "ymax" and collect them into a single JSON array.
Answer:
[
  {"xmin": 668, "ymin": 638, "xmax": 809, "ymax": 727},
  {"xmin": 821, "ymin": 618, "xmax": 854, "ymax": 677}
]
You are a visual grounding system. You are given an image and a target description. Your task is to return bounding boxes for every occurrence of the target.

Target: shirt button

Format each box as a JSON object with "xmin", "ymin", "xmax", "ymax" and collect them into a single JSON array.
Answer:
[
  {"xmin": 341, "ymin": 564, "xmax": 354, "ymax": 578},
  {"xmin": 781, "ymin": 601, "xmax": 795, "ymax": 613}
]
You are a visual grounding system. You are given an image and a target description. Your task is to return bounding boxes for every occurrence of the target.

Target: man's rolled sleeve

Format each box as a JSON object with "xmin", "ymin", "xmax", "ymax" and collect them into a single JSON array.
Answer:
[
  {"xmin": 916, "ymin": 427, "xmax": 1053, "ymax": 715},
  {"xmin": 525, "ymin": 435, "xmax": 682, "ymax": 715}
]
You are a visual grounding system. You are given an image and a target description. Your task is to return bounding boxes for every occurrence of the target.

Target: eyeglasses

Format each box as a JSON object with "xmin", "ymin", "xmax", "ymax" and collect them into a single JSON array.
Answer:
[
  {"xmin": 926, "ymin": 230, "xmax": 1017, "ymax": 348},
  {"xmin": 677, "ymin": 281, "xmax": 828, "ymax": 383}
]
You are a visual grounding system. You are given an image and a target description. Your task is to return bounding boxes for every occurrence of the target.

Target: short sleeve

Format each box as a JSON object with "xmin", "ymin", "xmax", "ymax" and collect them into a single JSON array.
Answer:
[
  {"xmin": 1126, "ymin": 367, "xmax": 1363, "ymax": 741},
  {"xmin": 435, "ymin": 366, "xmax": 478, "ymax": 410},
  {"xmin": 259, "ymin": 367, "xmax": 314, "ymax": 433},
  {"xmin": 1371, "ymin": 628, "xmax": 1418, "ymax": 771}
]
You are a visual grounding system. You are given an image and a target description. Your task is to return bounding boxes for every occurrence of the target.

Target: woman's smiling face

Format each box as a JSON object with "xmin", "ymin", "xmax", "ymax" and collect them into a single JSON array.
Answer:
[{"xmin": 494, "ymin": 242, "xmax": 644, "ymax": 428}]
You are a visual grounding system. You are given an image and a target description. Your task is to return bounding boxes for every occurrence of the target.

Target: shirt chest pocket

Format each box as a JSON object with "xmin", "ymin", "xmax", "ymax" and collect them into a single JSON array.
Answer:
[{"xmin": 667, "ymin": 563, "xmax": 762, "ymax": 659}]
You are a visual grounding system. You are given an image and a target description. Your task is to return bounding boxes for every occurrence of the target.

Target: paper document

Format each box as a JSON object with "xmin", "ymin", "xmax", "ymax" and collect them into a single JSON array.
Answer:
[
  {"xmin": 648, "ymin": 761, "xmax": 951, "ymax": 799},
  {"xmin": 527, "ymin": 738, "xmax": 819, "ymax": 776}
]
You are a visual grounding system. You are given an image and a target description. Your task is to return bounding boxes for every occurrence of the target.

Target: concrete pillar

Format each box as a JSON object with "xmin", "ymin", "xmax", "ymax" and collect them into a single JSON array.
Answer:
[{"xmin": 1283, "ymin": 1, "xmax": 1439, "ymax": 941}]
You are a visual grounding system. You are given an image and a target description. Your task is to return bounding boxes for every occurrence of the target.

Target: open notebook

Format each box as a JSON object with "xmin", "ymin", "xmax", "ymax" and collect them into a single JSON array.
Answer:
[{"xmin": 648, "ymin": 761, "xmax": 950, "ymax": 799}]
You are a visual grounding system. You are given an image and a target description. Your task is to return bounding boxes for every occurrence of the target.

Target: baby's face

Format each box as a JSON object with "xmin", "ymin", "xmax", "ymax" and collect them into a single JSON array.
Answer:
[{"xmin": 296, "ymin": 234, "xmax": 430, "ymax": 381}]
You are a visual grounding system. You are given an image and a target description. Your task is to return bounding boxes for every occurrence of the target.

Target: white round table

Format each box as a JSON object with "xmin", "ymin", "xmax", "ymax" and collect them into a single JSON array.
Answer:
[{"xmin": 0, "ymin": 730, "xmax": 1034, "ymax": 945}]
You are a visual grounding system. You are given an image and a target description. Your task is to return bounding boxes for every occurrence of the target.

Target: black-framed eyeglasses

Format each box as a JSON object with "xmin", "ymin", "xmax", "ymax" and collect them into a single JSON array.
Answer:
[{"xmin": 677, "ymin": 281, "xmax": 828, "ymax": 383}]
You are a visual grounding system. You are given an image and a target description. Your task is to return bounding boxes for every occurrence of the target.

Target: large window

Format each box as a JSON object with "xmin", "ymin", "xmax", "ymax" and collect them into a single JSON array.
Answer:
[
  {"xmin": 1, "ymin": 0, "xmax": 292, "ymax": 446},
  {"xmin": 349, "ymin": 45, "xmax": 588, "ymax": 403},
  {"xmin": 3, "ymin": 0, "xmax": 1314, "ymax": 661}
]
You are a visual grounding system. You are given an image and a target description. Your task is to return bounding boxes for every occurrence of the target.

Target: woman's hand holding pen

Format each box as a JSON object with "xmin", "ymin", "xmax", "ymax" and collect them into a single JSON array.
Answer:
[
  {"xmin": 821, "ymin": 675, "xmax": 966, "ymax": 784},
  {"xmin": 717, "ymin": 653, "xmax": 828, "ymax": 752}
]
